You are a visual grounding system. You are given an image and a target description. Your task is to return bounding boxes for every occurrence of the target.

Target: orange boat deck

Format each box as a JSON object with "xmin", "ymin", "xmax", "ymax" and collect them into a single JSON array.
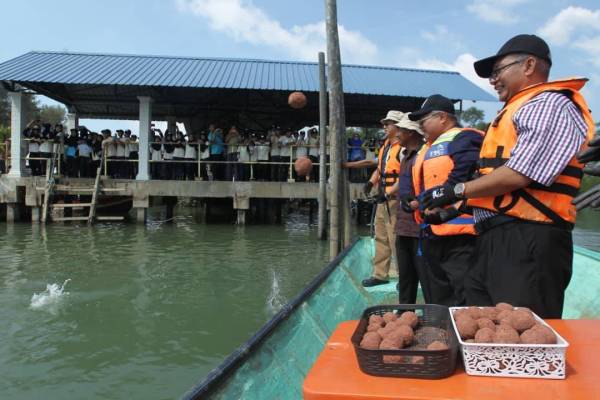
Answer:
[{"xmin": 303, "ymin": 320, "xmax": 600, "ymax": 400}]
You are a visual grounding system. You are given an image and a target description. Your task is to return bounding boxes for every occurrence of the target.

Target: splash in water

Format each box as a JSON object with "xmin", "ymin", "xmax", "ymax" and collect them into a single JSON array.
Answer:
[
  {"xmin": 30, "ymin": 279, "xmax": 71, "ymax": 314},
  {"xmin": 265, "ymin": 271, "xmax": 286, "ymax": 315}
]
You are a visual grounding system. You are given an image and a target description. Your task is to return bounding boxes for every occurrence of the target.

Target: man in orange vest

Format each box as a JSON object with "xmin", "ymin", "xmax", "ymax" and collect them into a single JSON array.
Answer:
[
  {"xmin": 361, "ymin": 110, "xmax": 405, "ymax": 287},
  {"xmin": 407, "ymin": 95, "xmax": 483, "ymax": 306},
  {"xmin": 420, "ymin": 34, "xmax": 595, "ymax": 318}
]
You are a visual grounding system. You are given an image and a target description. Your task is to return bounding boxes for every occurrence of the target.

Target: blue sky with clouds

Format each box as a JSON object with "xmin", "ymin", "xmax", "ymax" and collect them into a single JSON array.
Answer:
[{"xmin": 1, "ymin": 0, "xmax": 599, "ymax": 132}]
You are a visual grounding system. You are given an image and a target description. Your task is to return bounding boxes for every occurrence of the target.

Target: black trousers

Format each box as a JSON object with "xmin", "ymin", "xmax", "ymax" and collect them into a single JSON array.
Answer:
[
  {"xmin": 465, "ymin": 220, "xmax": 573, "ymax": 319},
  {"xmin": 395, "ymin": 235, "xmax": 428, "ymax": 304},
  {"xmin": 422, "ymin": 234, "xmax": 475, "ymax": 307}
]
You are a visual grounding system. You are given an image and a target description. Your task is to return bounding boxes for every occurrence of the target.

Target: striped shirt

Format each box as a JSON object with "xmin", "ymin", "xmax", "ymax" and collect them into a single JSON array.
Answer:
[{"xmin": 474, "ymin": 91, "xmax": 588, "ymax": 222}]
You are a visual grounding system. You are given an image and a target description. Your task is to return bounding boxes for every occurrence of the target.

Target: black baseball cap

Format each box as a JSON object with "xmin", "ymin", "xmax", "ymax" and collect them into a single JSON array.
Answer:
[
  {"xmin": 408, "ymin": 94, "xmax": 456, "ymax": 121},
  {"xmin": 474, "ymin": 34, "xmax": 552, "ymax": 78}
]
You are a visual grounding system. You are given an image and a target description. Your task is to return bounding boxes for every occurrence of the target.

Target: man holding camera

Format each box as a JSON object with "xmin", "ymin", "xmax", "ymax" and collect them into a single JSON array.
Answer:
[{"xmin": 361, "ymin": 110, "xmax": 405, "ymax": 287}]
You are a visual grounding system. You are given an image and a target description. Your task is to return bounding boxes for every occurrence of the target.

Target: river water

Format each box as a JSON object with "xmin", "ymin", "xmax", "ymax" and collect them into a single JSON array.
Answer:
[{"xmin": 1, "ymin": 207, "xmax": 599, "ymax": 399}]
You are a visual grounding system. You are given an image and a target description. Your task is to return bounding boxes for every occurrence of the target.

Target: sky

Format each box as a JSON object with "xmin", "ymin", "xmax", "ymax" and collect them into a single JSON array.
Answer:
[{"xmin": 1, "ymin": 0, "xmax": 599, "ymax": 133}]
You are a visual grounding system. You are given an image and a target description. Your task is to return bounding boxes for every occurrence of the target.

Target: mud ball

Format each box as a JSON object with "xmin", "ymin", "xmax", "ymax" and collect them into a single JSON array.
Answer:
[
  {"xmin": 377, "ymin": 324, "xmax": 396, "ymax": 339},
  {"xmin": 383, "ymin": 355, "xmax": 404, "ymax": 364},
  {"xmin": 369, "ymin": 315, "xmax": 384, "ymax": 325},
  {"xmin": 379, "ymin": 338, "xmax": 401, "ymax": 350},
  {"xmin": 427, "ymin": 340, "xmax": 448, "ymax": 350},
  {"xmin": 456, "ymin": 315, "xmax": 479, "ymax": 340},
  {"xmin": 531, "ymin": 324, "xmax": 557, "ymax": 344},
  {"xmin": 476, "ymin": 317, "xmax": 496, "ymax": 331},
  {"xmin": 392, "ymin": 324, "xmax": 415, "ymax": 347},
  {"xmin": 288, "ymin": 91, "xmax": 307, "ymax": 109},
  {"xmin": 367, "ymin": 322, "xmax": 382, "ymax": 332},
  {"xmin": 294, "ymin": 157, "xmax": 313, "ymax": 177},
  {"xmin": 495, "ymin": 309, "xmax": 514, "ymax": 324},
  {"xmin": 382, "ymin": 312, "xmax": 398, "ymax": 324},
  {"xmin": 496, "ymin": 302, "xmax": 514, "ymax": 312},
  {"xmin": 411, "ymin": 356, "xmax": 425, "ymax": 364},
  {"xmin": 360, "ymin": 332, "xmax": 382, "ymax": 349},
  {"xmin": 508, "ymin": 309, "xmax": 536, "ymax": 332},
  {"xmin": 480, "ymin": 307, "xmax": 499, "ymax": 321},
  {"xmin": 474, "ymin": 327, "xmax": 495, "ymax": 343},
  {"xmin": 397, "ymin": 311, "xmax": 419, "ymax": 328},
  {"xmin": 453, "ymin": 309, "xmax": 470, "ymax": 320},
  {"xmin": 520, "ymin": 328, "xmax": 547, "ymax": 344},
  {"xmin": 414, "ymin": 326, "xmax": 448, "ymax": 345},
  {"xmin": 493, "ymin": 325, "xmax": 520, "ymax": 344},
  {"xmin": 466, "ymin": 306, "xmax": 483, "ymax": 319}
]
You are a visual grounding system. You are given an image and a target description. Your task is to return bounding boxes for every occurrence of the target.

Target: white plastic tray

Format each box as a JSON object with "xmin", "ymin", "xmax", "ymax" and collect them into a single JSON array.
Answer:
[{"xmin": 449, "ymin": 307, "xmax": 569, "ymax": 379}]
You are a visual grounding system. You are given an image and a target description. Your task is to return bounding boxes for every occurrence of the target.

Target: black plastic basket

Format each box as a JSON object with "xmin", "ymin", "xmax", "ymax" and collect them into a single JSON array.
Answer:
[{"xmin": 351, "ymin": 304, "xmax": 458, "ymax": 379}]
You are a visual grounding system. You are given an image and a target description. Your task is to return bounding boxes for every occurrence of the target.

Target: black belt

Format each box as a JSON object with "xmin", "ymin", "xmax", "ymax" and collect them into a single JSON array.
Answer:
[{"xmin": 474, "ymin": 215, "xmax": 517, "ymax": 234}]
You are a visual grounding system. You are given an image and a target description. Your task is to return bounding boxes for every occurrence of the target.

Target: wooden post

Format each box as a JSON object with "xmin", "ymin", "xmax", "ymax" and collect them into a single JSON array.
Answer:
[
  {"xmin": 318, "ymin": 51, "xmax": 328, "ymax": 241},
  {"xmin": 325, "ymin": 0, "xmax": 346, "ymax": 260}
]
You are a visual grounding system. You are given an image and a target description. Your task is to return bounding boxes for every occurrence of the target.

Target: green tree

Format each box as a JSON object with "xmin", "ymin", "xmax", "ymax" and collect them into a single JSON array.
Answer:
[
  {"xmin": 459, "ymin": 106, "xmax": 486, "ymax": 130},
  {"xmin": 38, "ymin": 104, "xmax": 66, "ymax": 125}
]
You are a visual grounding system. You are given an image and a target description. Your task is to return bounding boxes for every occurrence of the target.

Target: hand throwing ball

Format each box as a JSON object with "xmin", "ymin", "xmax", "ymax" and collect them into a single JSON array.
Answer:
[
  {"xmin": 294, "ymin": 157, "xmax": 313, "ymax": 176},
  {"xmin": 288, "ymin": 91, "xmax": 307, "ymax": 109}
]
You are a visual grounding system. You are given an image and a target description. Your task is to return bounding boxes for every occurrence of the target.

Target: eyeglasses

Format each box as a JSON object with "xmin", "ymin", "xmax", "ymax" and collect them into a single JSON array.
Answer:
[
  {"xmin": 418, "ymin": 112, "xmax": 442, "ymax": 126},
  {"xmin": 489, "ymin": 58, "xmax": 526, "ymax": 80}
]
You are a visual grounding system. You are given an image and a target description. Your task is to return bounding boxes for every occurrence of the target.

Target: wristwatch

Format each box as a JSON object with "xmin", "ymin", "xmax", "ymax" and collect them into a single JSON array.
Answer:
[{"xmin": 454, "ymin": 182, "xmax": 466, "ymax": 199}]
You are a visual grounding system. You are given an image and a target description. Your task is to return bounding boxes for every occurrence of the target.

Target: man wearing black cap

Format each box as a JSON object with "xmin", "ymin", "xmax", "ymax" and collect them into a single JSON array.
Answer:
[
  {"xmin": 407, "ymin": 95, "xmax": 483, "ymax": 306},
  {"xmin": 420, "ymin": 34, "xmax": 595, "ymax": 318}
]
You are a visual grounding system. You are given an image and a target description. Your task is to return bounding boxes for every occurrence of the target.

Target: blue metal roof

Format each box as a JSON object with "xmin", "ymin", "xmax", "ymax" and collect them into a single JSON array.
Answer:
[{"xmin": 0, "ymin": 51, "xmax": 494, "ymax": 102}]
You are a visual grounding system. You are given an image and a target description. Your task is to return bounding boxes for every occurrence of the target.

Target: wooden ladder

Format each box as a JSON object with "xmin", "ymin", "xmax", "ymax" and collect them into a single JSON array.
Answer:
[
  {"xmin": 49, "ymin": 153, "xmax": 125, "ymax": 224},
  {"xmin": 41, "ymin": 152, "xmax": 58, "ymax": 224}
]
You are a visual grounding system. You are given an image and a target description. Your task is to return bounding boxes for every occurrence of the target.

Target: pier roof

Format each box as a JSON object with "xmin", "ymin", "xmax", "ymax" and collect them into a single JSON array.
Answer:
[{"xmin": 0, "ymin": 51, "xmax": 495, "ymax": 127}]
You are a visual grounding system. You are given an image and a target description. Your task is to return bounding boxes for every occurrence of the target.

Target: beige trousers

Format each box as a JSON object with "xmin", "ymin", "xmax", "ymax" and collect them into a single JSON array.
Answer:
[{"xmin": 372, "ymin": 200, "xmax": 398, "ymax": 280}]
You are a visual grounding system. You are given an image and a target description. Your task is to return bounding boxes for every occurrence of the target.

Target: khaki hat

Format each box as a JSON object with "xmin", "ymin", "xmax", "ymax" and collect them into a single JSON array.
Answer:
[
  {"xmin": 380, "ymin": 110, "xmax": 405, "ymax": 124},
  {"xmin": 395, "ymin": 114, "xmax": 425, "ymax": 136}
]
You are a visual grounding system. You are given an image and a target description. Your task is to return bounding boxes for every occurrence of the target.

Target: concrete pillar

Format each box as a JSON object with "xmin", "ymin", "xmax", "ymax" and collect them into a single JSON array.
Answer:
[
  {"xmin": 137, "ymin": 96, "xmax": 152, "ymax": 181},
  {"xmin": 8, "ymin": 92, "xmax": 27, "ymax": 178},
  {"xmin": 6, "ymin": 203, "xmax": 19, "ymax": 223},
  {"xmin": 66, "ymin": 112, "xmax": 79, "ymax": 133},
  {"xmin": 31, "ymin": 206, "xmax": 40, "ymax": 223},
  {"xmin": 136, "ymin": 207, "xmax": 147, "ymax": 223}
]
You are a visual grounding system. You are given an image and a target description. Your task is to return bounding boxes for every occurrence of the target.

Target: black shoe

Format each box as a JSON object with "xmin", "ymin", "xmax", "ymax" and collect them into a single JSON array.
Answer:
[{"xmin": 362, "ymin": 277, "xmax": 389, "ymax": 287}]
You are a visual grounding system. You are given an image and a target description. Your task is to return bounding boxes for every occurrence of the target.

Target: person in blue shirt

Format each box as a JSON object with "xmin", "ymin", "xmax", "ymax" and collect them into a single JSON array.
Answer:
[{"xmin": 208, "ymin": 126, "xmax": 224, "ymax": 180}]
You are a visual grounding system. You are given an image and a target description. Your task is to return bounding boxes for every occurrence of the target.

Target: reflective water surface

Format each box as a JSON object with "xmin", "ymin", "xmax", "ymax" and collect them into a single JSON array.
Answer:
[{"xmin": 0, "ymin": 207, "xmax": 598, "ymax": 399}]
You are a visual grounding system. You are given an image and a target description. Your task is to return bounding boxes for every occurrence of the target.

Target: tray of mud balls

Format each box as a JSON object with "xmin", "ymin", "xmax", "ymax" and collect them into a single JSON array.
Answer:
[
  {"xmin": 450, "ymin": 304, "xmax": 569, "ymax": 379},
  {"xmin": 351, "ymin": 304, "xmax": 459, "ymax": 379}
]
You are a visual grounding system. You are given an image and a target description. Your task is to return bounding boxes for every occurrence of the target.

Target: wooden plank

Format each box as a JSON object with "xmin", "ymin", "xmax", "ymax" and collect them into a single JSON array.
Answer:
[
  {"xmin": 52, "ymin": 216, "xmax": 89, "ymax": 222},
  {"xmin": 51, "ymin": 203, "xmax": 92, "ymax": 208},
  {"xmin": 95, "ymin": 216, "xmax": 125, "ymax": 221},
  {"xmin": 88, "ymin": 156, "xmax": 104, "ymax": 224}
]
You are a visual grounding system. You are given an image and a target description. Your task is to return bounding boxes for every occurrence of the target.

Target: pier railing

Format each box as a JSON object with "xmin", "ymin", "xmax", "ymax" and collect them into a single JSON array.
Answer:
[{"xmin": 5, "ymin": 140, "xmax": 374, "ymax": 182}]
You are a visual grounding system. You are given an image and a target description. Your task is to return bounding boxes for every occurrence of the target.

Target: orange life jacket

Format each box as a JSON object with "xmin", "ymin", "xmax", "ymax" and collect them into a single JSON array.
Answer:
[
  {"xmin": 412, "ymin": 127, "xmax": 483, "ymax": 236},
  {"xmin": 468, "ymin": 78, "xmax": 595, "ymax": 228},
  {"xmin": 377, "ymin": 139, "xmax": 402, "ymax": 194}
]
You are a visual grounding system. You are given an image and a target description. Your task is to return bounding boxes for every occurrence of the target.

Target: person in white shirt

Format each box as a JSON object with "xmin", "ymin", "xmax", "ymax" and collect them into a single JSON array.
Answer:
[
  {"xmin": 268, "ymin": 128, "xmax": 281, "ymax": 181},
  {"xmin": 39, "ymin": 124, "xmax": 55, "ymax": 176},
  {"xmin": 128, "ymin": 133, "xmax": 139, "ymax": 179},
  {"xmin": 150, "ymin": 134, "xmax": 163, "ymax": 179},
  {"xmin": 237, "ymin": 132, "xmax": 250, "ymax": 181},
  {"xmin": 307, "ymin": 128, "xmax": 320, "ymax": 182},
  {"xmin": 172, "ymin": 130, "xmax": 186, "ymax": 180},
  {"xmin": 225, "ymin": 126, "xmax": 240, "ymax": 181},
  {"xmin": 198, "ymin": 132, "xmax": 211, "ymax": 180},
  {"xmin": 24, "ymin": 122, "xmax": 42, "ymax": 175},
  {"xmin": 114, "ymin": 130, "xmax": 127, "ymax": 178},
  {"xmin": 278, "ymin": 130, "xmax": 293, "ymax": 181},
  {"xmin": 256, "ymin": 133, "xmax": 270, "ymax": 181},
  {"xmin": 77, "ymin": 136, "xmax": 92, "ymax": 177},
  {"xmin": 184, "ymin": 133, "xmax": 198, "ymax": 180}
]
